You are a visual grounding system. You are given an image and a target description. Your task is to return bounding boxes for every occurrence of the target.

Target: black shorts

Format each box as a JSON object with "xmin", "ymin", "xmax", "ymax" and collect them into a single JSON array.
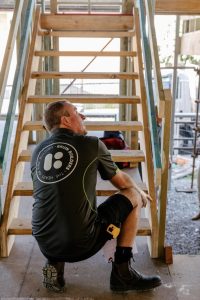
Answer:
[
  {"xmin": 73, "ymin": 193, "xmax": 133, "ymax": 262},
  {"xmin": 44, "ymin": 193, "xmax": 133, "ymax": 263}
]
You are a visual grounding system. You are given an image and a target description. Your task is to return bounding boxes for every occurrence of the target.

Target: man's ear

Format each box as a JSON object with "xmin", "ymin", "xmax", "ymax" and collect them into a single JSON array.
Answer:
[{"xmin": 61, "ymin": 115, "xmax": 70, "ymax": 126}]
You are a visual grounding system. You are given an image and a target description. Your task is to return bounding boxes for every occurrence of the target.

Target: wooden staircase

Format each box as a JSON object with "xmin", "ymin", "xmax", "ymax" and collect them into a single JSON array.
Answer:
[{"xmin": 0, "ymin": 6, "xmax": 159, "ymax": 258}]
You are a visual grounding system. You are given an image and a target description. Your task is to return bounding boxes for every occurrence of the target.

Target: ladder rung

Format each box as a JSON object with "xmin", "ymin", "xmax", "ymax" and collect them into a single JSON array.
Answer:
[
  {"xmin": 31, "ymin": 72, "xmax": 139, "ymax": 80},
  {"xmin": 18, "ymin": 149, "xmax": 145, "ymax": 163},
  {"xmin": 38, "ymin": 30, "xmax": 135, "ymax": 38},
  {"xmin": 34, "ymin": 51, "xmax": 137, "ymax": 57},
  {"xmin": 8, "ymin": 217, "xmax": 151, "ymax": 236},
  {"xmin": 23, "ymin": 121, "xmax": 143, "ymax": 132},
  {"xmin": 27, "ymin": 95, "xmax": 141, "ymax": 104}
]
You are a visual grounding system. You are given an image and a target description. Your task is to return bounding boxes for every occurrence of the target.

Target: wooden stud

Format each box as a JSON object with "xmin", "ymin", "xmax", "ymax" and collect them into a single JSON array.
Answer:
[
  {"xmin": 158, "ymin": 89, "xmax": 172, "ymax": 258},
  {"xmin": 133, "ymin": 7, "xmax": 159, "ymax": 258}
]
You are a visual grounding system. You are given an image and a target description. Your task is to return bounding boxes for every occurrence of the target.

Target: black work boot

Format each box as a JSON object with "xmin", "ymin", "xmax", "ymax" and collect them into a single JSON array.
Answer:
[
  {"xmin": 42, "ymin": 261, "xmax": 65, "ymax": 292},
  {"xmin": 110, "ymin": 259, "xmax": 162, "ymax": 292}
]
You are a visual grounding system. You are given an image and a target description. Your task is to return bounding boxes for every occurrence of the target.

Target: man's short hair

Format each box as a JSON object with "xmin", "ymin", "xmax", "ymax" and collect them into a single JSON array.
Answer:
[{"xmin": 44, "ymin": 100, "xmax": 69, "ymax": 131}]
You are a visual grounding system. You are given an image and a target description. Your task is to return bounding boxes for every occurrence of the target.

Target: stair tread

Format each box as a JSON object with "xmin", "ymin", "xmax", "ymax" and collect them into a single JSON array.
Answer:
[
  {"xmin": 31, "ymin": 71, "xmax": 139, "ymax": 80},
  {"xmin": 8, "ymin": 217, "xmax": 151, "ymax": 236},
  {"xmin": 38, "ymin": 30, "xmax": 135, "ymax": 38},
  {"xmin": 19, "ymin": 149, "xmax": 145, "ymax": 163},
  {"xmin": 23, "ymin": 121, "xmax": 143, "ymax": 131},
  {"xmin": 27, "ymin": 95, "xmax": 141, "ymax": 104},
  {"xmin": 13, "ymin": 169, "xmax": 147, "ymax": 197},
  {"xmin": 34, "ymin": 51, "xmax": 137, "ymax": 57}
]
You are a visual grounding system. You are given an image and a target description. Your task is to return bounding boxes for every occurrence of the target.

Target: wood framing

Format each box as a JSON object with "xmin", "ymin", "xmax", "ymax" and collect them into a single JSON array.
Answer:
[
  {"xmin": 158, "ymin": 89, "xmax": 172, "ymax": 258},
  {"xmin": 40, "ymin": 14, "xmax": 134, "ymax": 31},
  {"xmin": 0, "ymin": 7, "xmax": 42, "ymax": 257},
  {"xmin": 133, "ymin": 7, "xmax": 159, "ymax": 258},
  {"xmin": 155, "ymin": 0, "xmax": 200, "ymax": 15}
]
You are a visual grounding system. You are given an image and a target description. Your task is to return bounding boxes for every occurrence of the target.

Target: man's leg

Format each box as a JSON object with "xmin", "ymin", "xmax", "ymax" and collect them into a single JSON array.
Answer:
[
  {"xmin": 110, "ymin": 187, "xmax": 162, "ymax": 292},
  {"xmin": 117, "ymin": 187, "xmax": 142, "ymax": 247}
]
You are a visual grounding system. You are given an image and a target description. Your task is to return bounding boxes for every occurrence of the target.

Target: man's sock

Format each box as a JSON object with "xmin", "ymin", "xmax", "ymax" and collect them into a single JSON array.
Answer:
[{"xmin": 114, "ymin": 246, "xmax": 133, "ymax": 264}]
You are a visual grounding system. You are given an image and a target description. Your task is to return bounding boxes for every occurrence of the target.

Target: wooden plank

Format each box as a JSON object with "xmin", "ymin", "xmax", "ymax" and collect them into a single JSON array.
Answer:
[
  {"xmin": 133, "ymin": 7, "xmax": 159, "ymax": 258},
  {"xmin": 7, "ymin": 217, "xmax": 151, "ymax": 236},
  {"xmin": 0, "ymin": 0, "xmax": 24, "ymax": 114},
  {"xmin": 31, "ymin": 71, "xmax": 139, "ymax": 80},
  {"xmin": 155, "ymin": 0, "xmax": 200, "ymax": 14},
  {"xmin": 40, "ymin": 14, "xmax": 134, "ymax": 31},
  {"xmin": 34, "ymin": 50, "xmax": 137, "ymax": 57},
  {"xmin": 27, "ymin": 95, "xmax": 141, "ymax": 104},
  {"xmin": 0, "ymin": 0, "xmax": 37, "ymax": 178},
  {"xmin": 158, "ymin": 89, "xmax": 172, "ymax": 258},
  {"xmin": 0, "ymin": 6, "xmax": 42, "ymax": 258},
  {"xmin": 145, "ymin": 0, "xmax": 165, "ymax": 118},
  {"xmin": 38, "ymin": 30, "xmax": 135, "ymax": 38},
  {"xmin": 23, "ymin": 120, "xmax": 143, "ymax": 131},
  {"xmin": 14, "ymin": 180, "xmax": 147, "ymax": 197},
  {"xmin": 138, "ymin": 0, "xmax": 162, "ymax": 183},
  {"xmin": 18, "ymin": 149, "xmax": 145, "ymax": 163},
  {"xmin": 14, "ymin": 167, "xmax": 148, "ymax": 197},
  {"xmin": 180, "ymin": 31, "xmax": 200, "ymax": 55}
]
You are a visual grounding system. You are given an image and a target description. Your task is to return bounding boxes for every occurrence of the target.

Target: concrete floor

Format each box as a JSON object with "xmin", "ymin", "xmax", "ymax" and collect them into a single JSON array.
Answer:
[
  {"xmin": 0, "ymin": 235, "xmax": 178, "ymax": 300},
  {"xmin": 0, "ymin": 145, "xmax": 199, "ymax": 299},
  {"xmin": 0, "ymin": 233, "xmax": 200, "ymax": 300}
]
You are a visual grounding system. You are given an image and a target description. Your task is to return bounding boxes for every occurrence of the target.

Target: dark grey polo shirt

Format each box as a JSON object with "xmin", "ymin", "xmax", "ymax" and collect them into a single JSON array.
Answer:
[{"xmin": 31, "ymin": 128, "xmax": 118, "ymax": 260}]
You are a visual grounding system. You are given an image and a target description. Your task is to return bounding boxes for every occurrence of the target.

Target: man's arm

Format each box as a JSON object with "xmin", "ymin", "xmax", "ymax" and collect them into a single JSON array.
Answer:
[{"xmin": 110, "ymin": 169, "xmax": 152, "ymax": 207}]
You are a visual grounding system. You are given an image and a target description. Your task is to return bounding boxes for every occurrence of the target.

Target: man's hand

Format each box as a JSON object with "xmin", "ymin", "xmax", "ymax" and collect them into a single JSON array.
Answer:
[{"xmin": 139, "ymin": 190, "xmax": 152, "ymax": 207}]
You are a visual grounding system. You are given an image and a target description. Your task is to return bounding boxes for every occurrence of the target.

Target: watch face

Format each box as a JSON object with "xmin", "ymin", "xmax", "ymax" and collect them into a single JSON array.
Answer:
[{"xmin": 36, "ymin": 142, "xmax": 78, "ymax": 184}]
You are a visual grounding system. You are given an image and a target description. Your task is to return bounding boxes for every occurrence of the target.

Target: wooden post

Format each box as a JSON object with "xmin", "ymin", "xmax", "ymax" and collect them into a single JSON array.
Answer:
[
  {"xmin": 34, "ymin": 58, "xmax": 46, "ymax": 143},
  {"xmin": 50, "ymin": 0, "xmax": 60, "ymax": 95},
  {"xmin": 158, "ymin": 89, "xmax": 172, "ymax": 258}
]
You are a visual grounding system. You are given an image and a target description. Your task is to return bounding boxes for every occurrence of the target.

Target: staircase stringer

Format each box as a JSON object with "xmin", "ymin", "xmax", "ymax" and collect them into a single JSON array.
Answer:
[
  {"xmin": 133, "ymin": 7, "xmax": 159, "ymax": 258},
  {"xmin": 0, "ymin": 7, "xmax": 42, "ymax": 257}
]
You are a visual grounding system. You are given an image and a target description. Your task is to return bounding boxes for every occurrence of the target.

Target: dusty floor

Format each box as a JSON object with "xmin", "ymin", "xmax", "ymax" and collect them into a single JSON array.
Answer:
[{"xmin": 0, "ymin": 234, "xmax": 200, "ymax": 299}]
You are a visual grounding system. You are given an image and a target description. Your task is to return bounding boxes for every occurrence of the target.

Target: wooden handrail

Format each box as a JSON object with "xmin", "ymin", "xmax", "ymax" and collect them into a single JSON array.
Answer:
[
  {"xmin": 144, "ymin": 0, "xmax": 165, "ymax": 118},
  {"xmin": 137, "ymin": 0, "xmax": 162, "ymax": 182}
]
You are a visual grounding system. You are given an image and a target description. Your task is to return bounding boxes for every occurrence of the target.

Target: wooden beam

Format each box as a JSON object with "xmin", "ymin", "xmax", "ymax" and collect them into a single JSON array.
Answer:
[
  {"xmin": 34, "ymin": 50, "xmax": 137, "ymax": 57},
  {"xmin": 31, "ymin": 71, "xmax": 139, "ymax": 80},
  {"xmin": 27, "ymin": 95, "xmax": 141, "ymax": 104},
  {"xmin": 23, "ymin": 120, "xmax": 143, "ymax": 132},
  {"xmin": 13, "ymin": 179, "xmax": 148, "ymax": 197},
  {"xmin": 8, "ymin": 217, "xmax": 151, "ymax": 236},
  {"xmin": 40, "ymin": 14, "xmax": 134, "ymax": 31},
  {"xmin": 155, "ymin": 0, "xmax": 200, "ymax": 15},
  {"xmin": 158, "ymin": 89, "xmax": 172, "ymax": 258},
  {"xmin": 180, "ymin": 31, "xmax": 200, "ymax": 55},
  {"xmin": 38, "ymin": 30, "xmax": 135, "ymax": 38},
  {"xmin": 18, "ymin": 149, "xmax": 145, "ymax": 163}
]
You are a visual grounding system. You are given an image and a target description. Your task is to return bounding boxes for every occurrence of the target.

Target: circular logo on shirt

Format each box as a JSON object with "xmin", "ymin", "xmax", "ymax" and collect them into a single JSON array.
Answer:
[{"xmin": 36, "ymin": 142, "xmax": 78, "ymax": 183}]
